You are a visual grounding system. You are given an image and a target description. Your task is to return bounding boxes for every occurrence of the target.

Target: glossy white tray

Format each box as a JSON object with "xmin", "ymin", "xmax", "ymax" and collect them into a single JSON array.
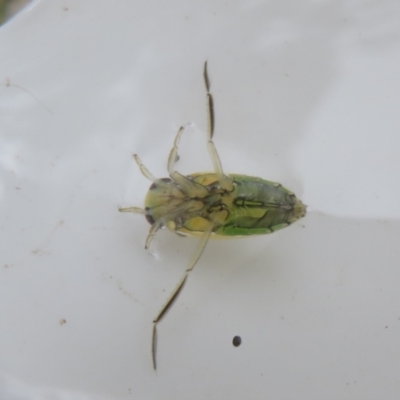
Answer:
[{"xmin": 1, "ymin": 1, "xmax": 400, "ymax": 399}]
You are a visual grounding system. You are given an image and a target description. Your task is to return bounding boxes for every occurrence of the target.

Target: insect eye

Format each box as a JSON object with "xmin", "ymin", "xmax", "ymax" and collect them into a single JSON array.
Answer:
[{"xmin": 145, "ymin": 208, "xmax": 155, "ymax": 225}]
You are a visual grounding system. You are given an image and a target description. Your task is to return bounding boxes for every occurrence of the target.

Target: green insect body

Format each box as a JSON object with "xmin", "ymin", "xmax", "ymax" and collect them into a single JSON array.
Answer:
[
  {"xmin": 119, "ymin": 62, "xmax": 306, "ymax": 370},
  {"xmin": 145, "ymin": 173, "xmax": 305, "ymax": 238}
]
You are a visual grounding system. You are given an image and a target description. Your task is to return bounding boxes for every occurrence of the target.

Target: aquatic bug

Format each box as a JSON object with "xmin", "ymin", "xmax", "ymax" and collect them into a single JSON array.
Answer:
[{"xmin": 119, "ymin": 62, "xmax": 306, "ymax": 369}]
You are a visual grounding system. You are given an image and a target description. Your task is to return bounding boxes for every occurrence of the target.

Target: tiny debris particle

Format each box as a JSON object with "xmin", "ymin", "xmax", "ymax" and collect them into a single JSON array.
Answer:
[
  {"xmin": 59, "ymin": 319, "xmax": 67, "ymax": 325},
  {"xmin": 232, "ymin": 335, "xmax": 242, "ymax": 347}
]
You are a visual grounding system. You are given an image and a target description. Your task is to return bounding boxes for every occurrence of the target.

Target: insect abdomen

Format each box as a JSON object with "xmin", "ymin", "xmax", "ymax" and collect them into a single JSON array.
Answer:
[{"xmin": 215, "ymin": 175, "xmax": 306, "ymax": 236}]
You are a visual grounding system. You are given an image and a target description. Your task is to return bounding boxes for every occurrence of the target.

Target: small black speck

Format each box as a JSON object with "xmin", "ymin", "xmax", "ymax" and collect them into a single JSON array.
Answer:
[{"xmin": 232, "ymin": 335, "xmax": 241, "ymax": 347}]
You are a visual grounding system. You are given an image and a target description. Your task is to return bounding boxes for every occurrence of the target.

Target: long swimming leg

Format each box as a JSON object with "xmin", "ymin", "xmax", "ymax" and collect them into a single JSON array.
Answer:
[
  {"xmin": 151, "ymin": 224, "xmax": 214, "ymax": 369},
  {"xmin": 203, "ymin": 62, "xmax": 233, "ymax": 191}
]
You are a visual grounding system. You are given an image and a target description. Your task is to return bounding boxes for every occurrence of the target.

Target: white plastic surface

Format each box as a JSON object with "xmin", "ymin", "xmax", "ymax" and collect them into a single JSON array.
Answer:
[{"xmin": 1, "ymin": 1, "xmax": 400, "ymax": 399}]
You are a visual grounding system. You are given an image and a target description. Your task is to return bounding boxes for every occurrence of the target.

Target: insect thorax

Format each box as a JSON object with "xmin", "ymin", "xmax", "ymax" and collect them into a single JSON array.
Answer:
[{"xmin": 144, "ymin": 174, "xmax": 306, "ymax": 237}]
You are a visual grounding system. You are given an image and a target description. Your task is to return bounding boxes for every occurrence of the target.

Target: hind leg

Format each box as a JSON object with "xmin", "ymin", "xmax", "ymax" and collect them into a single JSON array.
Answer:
[
  {"xmin": 203, "ymin": 61, "xmax": 233, "ymax": 192},
  {"xmin": 151, "ymin": 224, "xmax": 213, "ymax": 369}
]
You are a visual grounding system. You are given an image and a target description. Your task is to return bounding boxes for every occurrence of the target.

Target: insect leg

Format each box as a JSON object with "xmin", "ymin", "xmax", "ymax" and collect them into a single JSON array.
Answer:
[
  {"xmin": 203, "ymin": 61, "xmax": 233, "ymax": 192},
  {"xmin": 133, "ymin": 154, "xmax": 157, "ymax": 182},
  {"xmin": 144, "ymin": 221, "xmax": 162, "ymax": 250},
  {"xmin": 167, "ymin": 126, "xmax": 185, "ymax": 175},
  {"xmin": 118, "ymin": 206, "xmax": 145, "ymax": 214},
  {"xmin": 203, "ymin": 61, "xmax": 215, "ymax": 140},
  {"xmin": 151, "ymin": 224, "xmax": 213, "ymax": 370},
  {"xmin": 167, "ymin": 126, "xmax": 209, "ymax": 198},
  {"xmin": 118, "ymin": 207, "xmax": 160, "ymax": 249}
]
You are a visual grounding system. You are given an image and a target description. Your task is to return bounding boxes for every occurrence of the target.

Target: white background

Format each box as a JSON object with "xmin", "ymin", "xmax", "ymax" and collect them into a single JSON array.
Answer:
[{"xmin": 1, "ymin": 1, "xmax": 400, "ymax": 399}]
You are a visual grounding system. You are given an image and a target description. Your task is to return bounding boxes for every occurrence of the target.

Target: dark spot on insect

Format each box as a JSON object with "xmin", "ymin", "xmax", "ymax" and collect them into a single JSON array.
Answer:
[
  {"xmin": 145, "ymin": 207, "xmax": 155, "ymax": 225},
  {"xmin": 232, "ymin": 336, "xmax": 242, "ymax": 347},
  {"xmin": 149, "ymin": 177, "xmax": 171, "ymax": 190}
]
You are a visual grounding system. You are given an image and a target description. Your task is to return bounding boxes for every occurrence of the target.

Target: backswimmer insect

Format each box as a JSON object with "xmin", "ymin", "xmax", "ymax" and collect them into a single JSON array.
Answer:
[{"xmin": 119, "ymin": 62, "xmax": 306, "ymax": 369}]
